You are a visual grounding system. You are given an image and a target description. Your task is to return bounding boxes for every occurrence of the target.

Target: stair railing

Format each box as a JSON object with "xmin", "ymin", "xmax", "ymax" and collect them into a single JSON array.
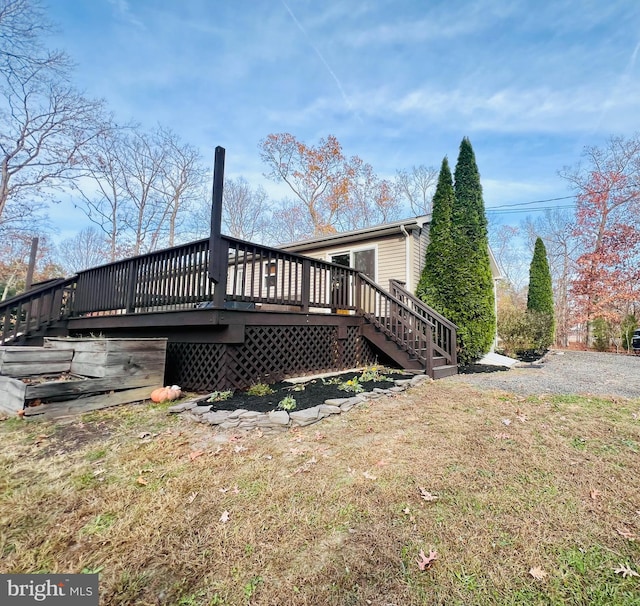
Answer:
[
  {"xmin": 388, "ymin": 280, "xmax": 457, "ymax": 367},
  {"xmin": 356, "ymin": 273, "xmax": 435, "ymax": 375},
  {"xmin": 0, "ymin": 277, "xmax": 77, "ymax": 345}
]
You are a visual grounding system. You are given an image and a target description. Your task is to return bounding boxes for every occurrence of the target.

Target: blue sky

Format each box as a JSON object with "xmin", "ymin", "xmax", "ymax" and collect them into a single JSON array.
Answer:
[{"xmin": 46, "ymin": 0, "xmax": 640, "ymax": 239}]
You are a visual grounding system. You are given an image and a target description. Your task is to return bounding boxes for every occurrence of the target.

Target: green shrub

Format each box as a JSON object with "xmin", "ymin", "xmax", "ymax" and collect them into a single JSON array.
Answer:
[
  {"xmin": 207, "ymin": 390, "xmax": 233, "ymax": 403},
  {"xmin": 246, "ymin": 383, "xmax": 275, "ymax": 396},
  {"xmin": 278, "ymin": 396, "xmax": 296, "ymax": 411},
  {"xmin": 591, "ymin": 317, "xmax": 611, "ymax": 352},
  {"xmin": 360, "ymin": 366, "xmax": 392, "ymax": 383},
  {"xmin": 498, "ymin": 308, "xmax": 553, "ymax": 358}
]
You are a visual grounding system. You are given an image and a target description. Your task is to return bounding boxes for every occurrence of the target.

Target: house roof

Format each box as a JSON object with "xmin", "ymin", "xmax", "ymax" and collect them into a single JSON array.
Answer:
[
  {"xmin": 279, "ymin": 215, "xmax": 431, "ymax": 252},
  {"xmin": 279, "ymin": 215, "xmax": 503, "ymax": 280}
]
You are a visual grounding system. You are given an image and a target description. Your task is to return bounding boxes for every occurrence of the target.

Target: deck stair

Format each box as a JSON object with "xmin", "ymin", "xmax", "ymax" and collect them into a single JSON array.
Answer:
[{"xmin": 357, "ymin": 277, "xmax": 457, "ymax": 379}]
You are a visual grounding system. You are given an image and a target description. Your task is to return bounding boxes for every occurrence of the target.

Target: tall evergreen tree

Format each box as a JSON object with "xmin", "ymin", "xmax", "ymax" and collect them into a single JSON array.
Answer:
[
  {"xmin": 416, "ymin": 157, "xmax": 454, "ymax": 312},
  {"xmin": 450, "ymin": 137, "xmax": 496, "ymax": 363},
  {"xmin": 527, "ymin": 236, "xmax": 555, "ymax": 343}
]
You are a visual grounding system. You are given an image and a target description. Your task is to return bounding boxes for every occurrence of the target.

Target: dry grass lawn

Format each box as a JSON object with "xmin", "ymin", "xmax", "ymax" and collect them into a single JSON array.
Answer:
[{"xmin": 1, "ymin": 380, "xmax": 640, "ymax": 605}]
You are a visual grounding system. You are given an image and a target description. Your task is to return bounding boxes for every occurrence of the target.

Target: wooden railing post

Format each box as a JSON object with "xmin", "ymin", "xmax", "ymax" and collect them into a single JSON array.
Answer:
[
  {"xmin": 125, "ymin": 260, "xmax": 137, "ymax": 314},
  {"xmin": 301, "ymin": 258, "xmax": 311, "ymax": 312}
]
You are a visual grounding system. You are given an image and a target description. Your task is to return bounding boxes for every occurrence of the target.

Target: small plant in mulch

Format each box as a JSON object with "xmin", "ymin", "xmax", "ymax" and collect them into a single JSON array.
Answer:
[
  {"xmin": 278, "ymin": 396, "xmax": 297, "ymax": 411},
  {"xmin": 338, "ymin": 377, "xmax": 364, "ymax": 393},
  {"xmin": 360, "ymin": 366, "xmax": 394, "ymax": 383},
  {"xmin": 246, "ymin": 383, "xmax": 275, "ymax": 396},
  {"xmin": 207, "ymin": 390, "xmax": 234, "ymax": 403},
  {"xmin": 321, "ymin": 377, "xmax": 342, "ymax": 386}
]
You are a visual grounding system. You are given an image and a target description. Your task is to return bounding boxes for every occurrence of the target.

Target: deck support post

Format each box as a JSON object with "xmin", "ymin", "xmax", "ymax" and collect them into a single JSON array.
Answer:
[{"xmin": 209, "ymin": 146, "xmax": 228, "ymax": 305}]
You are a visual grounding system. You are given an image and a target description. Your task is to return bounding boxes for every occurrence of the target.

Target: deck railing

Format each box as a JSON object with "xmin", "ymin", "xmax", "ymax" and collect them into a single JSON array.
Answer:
[
  {"xmin": 0, "ymin": 236, "xmax": 454, "ymax": 374},
  {"xmin": 0, "ymin": 278, "xmax": 76, "ymax": 345},
  {"xmin": 389, "ymin": 279, "xmax": 457, "ymax": 367}
]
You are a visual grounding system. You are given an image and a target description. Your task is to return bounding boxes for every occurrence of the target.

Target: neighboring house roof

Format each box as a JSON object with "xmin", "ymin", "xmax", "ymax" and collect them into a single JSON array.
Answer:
[
  {"xmin": 279, "ymin": 215, "xmax": 503, "ymax": 281},
  {"xmin": 279, "ymin": 215, "xmax": 431, "ymax": 252}
]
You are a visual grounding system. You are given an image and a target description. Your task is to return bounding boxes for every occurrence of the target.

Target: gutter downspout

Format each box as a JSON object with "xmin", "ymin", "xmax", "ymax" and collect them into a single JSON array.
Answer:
[{"xmin": 400, "ymin": 225, "xmax": 411, "ymax": 291}]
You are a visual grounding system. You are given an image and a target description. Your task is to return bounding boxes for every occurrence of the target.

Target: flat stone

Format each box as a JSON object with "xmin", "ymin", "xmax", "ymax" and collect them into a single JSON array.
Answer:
[
  {"xmin": 339, "ymin": 396, "xmax": 365, "ymax": 412},
  {"xmin": 267, "ymin": 410, "xmax": 290, "ymax": 425},
  {"xmin": 410, "ymin": 374, "xmax": 430, "ymax": 387},
  {"xmin": 373, "ymin": 388, "xmax": 391, "ymax": 394},
  {"xmin": 394, "ymin": 379, "xmax": 412, "ymax": 387},
  {"xmin": 325, "ymin": 398, "xmax": 350, "ymax": 406},
  {"xmin": 239, "ymin": 410, "xmax": 261, "ymax": 419},
  {"xmin": 318, "ymin": 404, "xmax": 341, "ymax": 416},
  {"xmin": 227, "ymin": 409, "xmax": 249, "ymax": 419},
  {"xmin": 167, "ymin": 401, "xmax": 198, "ymax": 413},
  {"xmin": 203, "ymin": 411, "xmax": 233, "ymax": 425},
  {"xmin": 290, "ymin": 406, "xmax": 321, "ymax": 427},
  {"xmin": 190, "ymin": 405, "xmax": 213, "ymax": 415},
  {"xmin": 219, "ymin": 419, "xmax": 241, "ymax": 430},
  {"xmin": 388, "ymin": 386, "xmax": 405, "ymax": 393}
]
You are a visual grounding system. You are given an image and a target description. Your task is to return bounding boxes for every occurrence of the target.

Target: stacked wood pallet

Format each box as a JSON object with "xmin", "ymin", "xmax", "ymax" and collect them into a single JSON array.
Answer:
[{"xmin": 0, "ymin": 337, "xmax": 167, "ymax": 419}]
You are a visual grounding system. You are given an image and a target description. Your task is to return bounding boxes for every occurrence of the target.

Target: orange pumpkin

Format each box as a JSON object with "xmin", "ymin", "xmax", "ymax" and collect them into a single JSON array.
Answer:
[{"xmin": 150, "ymin": 385, "xmax": 182, "ymax": 403}]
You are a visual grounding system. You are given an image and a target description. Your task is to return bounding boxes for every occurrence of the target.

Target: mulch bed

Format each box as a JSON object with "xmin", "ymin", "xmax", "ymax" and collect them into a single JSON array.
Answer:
[{"xmin": 199, "ymin": 371, "xmax": 411, "ymax": 414}]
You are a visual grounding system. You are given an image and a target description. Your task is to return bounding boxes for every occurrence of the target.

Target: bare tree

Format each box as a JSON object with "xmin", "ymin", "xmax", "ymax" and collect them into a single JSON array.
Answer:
[
  {"xmin": 338, "ymin": 157, "xmax": 401, "ymax": 231},
  {"xmin": 488, "ymin": 221, "xmax": 528, "ymax": 292},
  {"xmin": 73, "ymin": 129, "xmax": 128, "ymax": 261},
  {"xmin": 395, "ymin": 165, "xmax": 438, "ymax": 216},
  {"xmin": 56, "ymin": 226, "xmax": 109, "ymax": 273},
  {"xmin": 0, "ymin": 0, "xmax": 110, "ymax": 232},
  {"xmin": 153, "ymin": 127, "xmax": 207, "ymax": 248},
  {"xmin": 220, "ymin": 177, "xmax": 271, "ymax": 242}
]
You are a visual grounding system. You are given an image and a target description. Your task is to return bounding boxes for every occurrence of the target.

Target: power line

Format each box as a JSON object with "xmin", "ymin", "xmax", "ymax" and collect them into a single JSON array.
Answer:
[
  {"xmin": 488, "ymin": 195, "xmax": 576, "ymax": 209},
  {"xmin": 486, "ymin": 204, "xmax": 576, "ymax": 215}
]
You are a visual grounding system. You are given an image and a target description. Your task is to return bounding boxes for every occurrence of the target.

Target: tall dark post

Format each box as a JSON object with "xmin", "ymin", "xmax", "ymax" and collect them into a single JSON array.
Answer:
[
  {"xmin": 25, "ymin": 237, "xmax": 39, "ymax": 291},
  {"xmin": 209, "ymin": 146, "xmax": 226, "ymax": 284}
]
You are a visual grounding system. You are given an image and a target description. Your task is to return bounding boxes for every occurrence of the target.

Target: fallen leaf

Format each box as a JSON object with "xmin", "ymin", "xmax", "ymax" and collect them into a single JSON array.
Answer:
[
  {"xmin": 294, "ymin": 457, "xmax": 318, "ymax": 474},
  {"xmin": 616, "ymin": 527, "xmax": 637, "ymax": 541},
  {"xmin": 290, "ymin": 447, "xmax": 305, "ymax": 456},
  {"xmin": 233, "ymin": 445, "xmax": 247, "ymax": 453},
  {"xmin": 516, "ymin": 415, "xmax": 527, "ymax": 423},
  {"xmin": 264, "ymin": 454, "xmax": 273, "ymax": 460},
  {"xmin": 189, "ymin": 451, "xmax": 204, "ymax": 461},
  {"xmin": 416, "ymin": 549, "xmax": 437, "ymax": 571},
  {"xmin": 375, "ymin": 459, "xmax": 388, "ymax": 467},
  {"xmin": 419, "ymin": 487, "xmax": 438, "ymax": 502},
  {"xmin": 136, "ymin": 476, "xmax": 148, "ymax": 486},
  {"xmin": 218, "ymin": 487, "xmax": 229, "ymax": 493},
  {"xmin": 403, "ymin": 507, "xmax": 411, "ymax": 515},
  {"xmin": 494, "ymin": 433, "xmax": 511, "ymax": 440},
  {"xmin": 219, "ymin": 510, "xmax": 230, "ymax": 523},
  {"xmin": 502, "ymin": 418, "xmax": 512, "ymax": 426},
  {"xmin": 529, "ymin": 566, "xmax": 547, "ymax": 580},
  {"xmin": 138, "ymin": 432, "xmax": 152, "ymax": 439},
  {"xmin": 590, "ymin": 489, "xmax": 602, "ymax": 500},
  {"xmin": 314, "ymin": 432, "xmax": 326, "ymax": 441},
  {"xmin": 613, "ymin": 563, "xmax": 640, "ymax": 578},
  {"xmin": 229, "ymin": 435, "xmax": 242, "ymax": 442},
  {"xmin": 186, "ymin": 491, "xmax": 198, "ymax": 503},
  {"xmin": 363, "ymin": 471, "xmax": 377, "ymax": 480},
  {"xmin": 232, "ymin": 485, "xmax": 240, "ymax": 494}
]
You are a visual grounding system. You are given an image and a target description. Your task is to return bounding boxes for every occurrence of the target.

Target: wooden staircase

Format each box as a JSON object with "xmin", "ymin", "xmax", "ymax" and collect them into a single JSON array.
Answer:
[{"xmin": 357, "ymin": 277, "xmax": 457, "ymax": 379}]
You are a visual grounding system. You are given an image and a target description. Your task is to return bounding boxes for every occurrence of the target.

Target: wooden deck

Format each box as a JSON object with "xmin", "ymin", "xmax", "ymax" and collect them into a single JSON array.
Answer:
[{"xmin": 0, "ymin": 148, "xmax": 457, "ymax": 391}]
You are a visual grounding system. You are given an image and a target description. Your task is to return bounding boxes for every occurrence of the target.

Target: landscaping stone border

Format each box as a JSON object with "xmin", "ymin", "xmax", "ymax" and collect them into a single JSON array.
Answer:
[{"xmin": 168, "ymin": 374, "xmax": 431, "ymax": 433}]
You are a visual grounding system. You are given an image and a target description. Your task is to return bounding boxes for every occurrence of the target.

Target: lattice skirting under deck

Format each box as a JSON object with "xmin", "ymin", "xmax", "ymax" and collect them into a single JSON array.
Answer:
[{"xmin": 166, "ymin": 324, "xmax": 377, "ymax": 392}]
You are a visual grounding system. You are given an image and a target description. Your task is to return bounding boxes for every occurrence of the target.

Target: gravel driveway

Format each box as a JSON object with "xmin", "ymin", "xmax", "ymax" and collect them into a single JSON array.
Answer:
[{"xmin": 447, "ymin": 349, "xmax": 640, "ymax": 400}]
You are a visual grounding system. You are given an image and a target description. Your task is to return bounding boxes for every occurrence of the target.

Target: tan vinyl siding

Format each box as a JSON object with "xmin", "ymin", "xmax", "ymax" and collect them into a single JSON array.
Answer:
[
  {"xmin": 297, "ymin": 233, "xmax": 407, "ymax": 289},
  {"xmin": 376, "ymin": 235, "xmax": 406, "ymax": 290}
]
